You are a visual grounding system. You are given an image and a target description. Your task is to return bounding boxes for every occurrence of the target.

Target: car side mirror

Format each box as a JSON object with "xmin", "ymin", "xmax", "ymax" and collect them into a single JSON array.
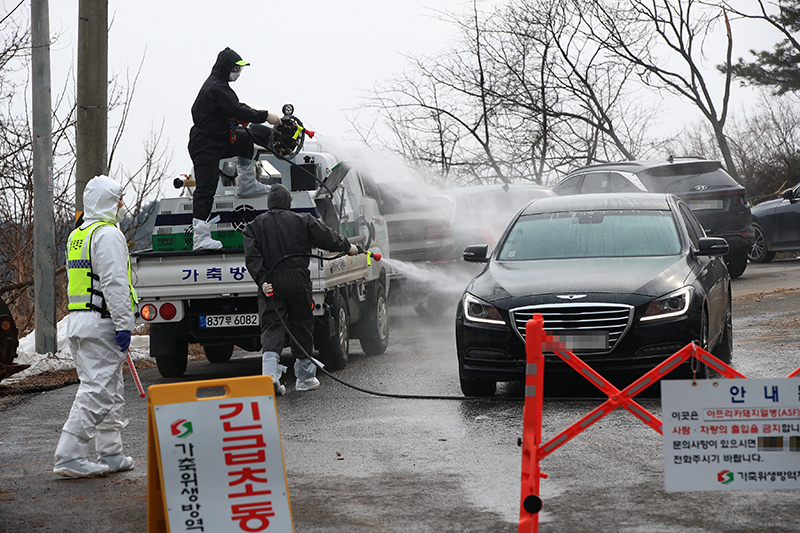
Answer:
[
  {"xmin": 697, "ymin": 237, "xmax": 729, "ymax": 256},
  {"xmin": 463, "ymin": 244, "xmax": 489, "ymax": 263},
  {"xmin": 782, "ymin": 188, "xmax": 797, "ymax": 203}
]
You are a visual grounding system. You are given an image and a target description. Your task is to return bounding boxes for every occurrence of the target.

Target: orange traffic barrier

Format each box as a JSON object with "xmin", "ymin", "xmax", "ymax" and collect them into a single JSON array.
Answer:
[{"xmin": 517, "ymin": 313, "xmax": 800, "ymax": 532}]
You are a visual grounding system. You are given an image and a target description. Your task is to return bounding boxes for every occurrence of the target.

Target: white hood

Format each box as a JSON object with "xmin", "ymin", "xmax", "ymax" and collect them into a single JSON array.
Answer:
[{"xmin": 83, "ymin": 175, "xmax": 122, "ymax": 224}]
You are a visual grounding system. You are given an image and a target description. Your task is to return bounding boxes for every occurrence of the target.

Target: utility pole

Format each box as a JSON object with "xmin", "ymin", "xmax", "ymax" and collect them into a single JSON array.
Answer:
[
  {"xmin": 75, "ymin": 0, "xmax": 108, "ymax": 215},
  {"xmin": 31, "ymin": 0, "xmax": 57, "ymax": 353}
]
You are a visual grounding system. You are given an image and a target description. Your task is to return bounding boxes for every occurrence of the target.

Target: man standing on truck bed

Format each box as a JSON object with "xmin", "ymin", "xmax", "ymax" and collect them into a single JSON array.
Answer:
[
  {"xmin": 243, "ymin": 184, "xmax": 359, "ymax": 394},
  {"xmin": 188, "ymin": 47, "xmax": 283, "ymax": 250},
  {"xmin": 55, "ymin": 175, "xmax": 137, "ymax": 478}
]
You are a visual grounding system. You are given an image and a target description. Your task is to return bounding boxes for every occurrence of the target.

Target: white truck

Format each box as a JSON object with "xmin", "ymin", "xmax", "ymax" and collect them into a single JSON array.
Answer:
[{"xmin": 131, "ymin": 144, "xmax": 391, "ymax": 377}]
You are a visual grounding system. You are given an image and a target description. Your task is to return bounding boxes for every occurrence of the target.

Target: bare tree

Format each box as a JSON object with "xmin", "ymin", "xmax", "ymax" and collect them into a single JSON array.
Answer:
[
  {"xmin": 0, "ymin": 12, "xmax": 168, "ymax": 334},
  {"xmin": 359, "ymin": 0, "xmax": 658, "ymax": 186},
  {"xmin": 501, "ymin": 0, "xmax": 657, "ymax": 164},
  {"xmin": 584, "ymin": 0, "xmax": 740, "ymax": 180}
]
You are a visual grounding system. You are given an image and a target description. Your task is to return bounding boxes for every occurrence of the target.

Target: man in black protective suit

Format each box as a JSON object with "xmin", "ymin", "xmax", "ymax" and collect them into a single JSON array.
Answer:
[
  {"xmin": 243, "ymin": 184, "xmax": 359, "ymax": 395},
  {"xmin": 188, "ymin": 47, "xmax": 282, "ymax": 250}
]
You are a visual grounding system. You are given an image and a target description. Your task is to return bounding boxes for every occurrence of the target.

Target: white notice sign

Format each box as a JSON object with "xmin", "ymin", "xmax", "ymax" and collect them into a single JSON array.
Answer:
[
  {"xmin": 661, "ymin": 378, "xmax": 800, "ymax": 492},
  {"xmin": 154, "ymin": 395, "xmax": 293, "ymax": 532}
]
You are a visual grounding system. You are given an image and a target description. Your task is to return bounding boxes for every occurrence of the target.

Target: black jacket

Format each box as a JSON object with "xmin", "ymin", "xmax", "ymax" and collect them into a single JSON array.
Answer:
[
  {"xmin": 243, "ymin": 187, "xmax": 351, "ymax": 287},
  {"xmin": 188, "ymin": 47, "xmax": 269, "ymax": 161}
]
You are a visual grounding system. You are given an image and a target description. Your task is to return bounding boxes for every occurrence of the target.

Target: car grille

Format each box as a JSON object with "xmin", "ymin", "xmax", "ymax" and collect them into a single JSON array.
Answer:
[{"xmin": 509, "ymin": 303, "xmax": 634, "ymax": 353}]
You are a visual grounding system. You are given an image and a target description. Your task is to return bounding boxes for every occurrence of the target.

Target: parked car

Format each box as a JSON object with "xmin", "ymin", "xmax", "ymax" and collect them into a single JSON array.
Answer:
[
  {"xmin": 551, "ymin": 158, "xmax": 753, "ymax": 278},
  {"xmin": 373, "ymin": 180, "xmax": 458, "ymax": 315},
  {"xmin": 429, "ymin": 183, "xmax": 555, "ymax": 254},
  {"xmin": 747, "ymin": 183, "xmax": 800, "ymax": 263},
  {"xmin": 455, "ymin": 193, "xmax": 732, "ymax": 397},
  {"xmin": 374, "ymin": 181, "xmax": 456, "ymax": 263}
]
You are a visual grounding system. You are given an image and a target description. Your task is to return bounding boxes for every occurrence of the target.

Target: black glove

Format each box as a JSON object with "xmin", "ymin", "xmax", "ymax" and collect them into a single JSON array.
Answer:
[{"xmin": 115, "ymin": 330, "xmax": 131, "ymax": 352}]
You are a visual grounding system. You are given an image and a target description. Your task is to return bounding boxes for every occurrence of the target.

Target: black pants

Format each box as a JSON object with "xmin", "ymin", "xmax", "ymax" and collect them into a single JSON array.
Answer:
[
  {"xmin": 190, "ymin": 136, "xmax": 254, "ymax": 220},
  {"xmin": 257, "ymin": 275, "xmax": 314, "ymax": 358}
]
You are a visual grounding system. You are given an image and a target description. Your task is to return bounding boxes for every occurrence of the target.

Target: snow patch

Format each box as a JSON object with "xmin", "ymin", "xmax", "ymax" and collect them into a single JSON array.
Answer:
[{"xmin": 1, "ymin": 316, "xmax": 151, "ymax": 385}]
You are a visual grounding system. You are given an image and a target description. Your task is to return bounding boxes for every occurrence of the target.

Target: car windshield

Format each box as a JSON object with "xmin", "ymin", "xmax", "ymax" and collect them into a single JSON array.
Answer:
[{"xmin": 497, "ymin": 209, "xmax": 681, "ymax": 260}]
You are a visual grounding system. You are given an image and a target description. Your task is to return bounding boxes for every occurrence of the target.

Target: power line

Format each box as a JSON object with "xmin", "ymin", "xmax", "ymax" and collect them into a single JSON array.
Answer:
[{"xmin": 0, "ymin": 0, "xmax": 27, "ymax": 27}]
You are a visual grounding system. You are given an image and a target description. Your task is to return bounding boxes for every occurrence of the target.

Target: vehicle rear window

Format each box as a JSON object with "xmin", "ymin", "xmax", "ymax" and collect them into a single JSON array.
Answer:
[
  {"xmin": 377, "ymin": 184, "xmax": 434, "ymax": 214},
  {"xmin": 497, "ymin": 210, "xmax": 681, "ymax": 260},
  {"xmin": 638, "ymin": 163, "xmax": 739, "ymax": 193}
]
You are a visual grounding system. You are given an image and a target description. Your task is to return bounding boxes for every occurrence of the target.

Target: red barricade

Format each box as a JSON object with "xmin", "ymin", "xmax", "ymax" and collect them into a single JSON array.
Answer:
[{"xmin": 518, "ymin": 313, "xmax": 800, "ymax": 533}]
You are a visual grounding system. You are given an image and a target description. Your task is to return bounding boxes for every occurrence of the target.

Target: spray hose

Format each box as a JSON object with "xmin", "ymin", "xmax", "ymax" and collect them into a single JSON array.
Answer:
[{"xmin": 262, "ymin": 251, "xmax": 521, "ymax": 402}]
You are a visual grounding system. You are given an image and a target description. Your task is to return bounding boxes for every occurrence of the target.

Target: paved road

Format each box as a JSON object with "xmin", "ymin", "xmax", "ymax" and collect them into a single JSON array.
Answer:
[{"xmin": 1, "ymin": 259, "xmax": 800, "ymax": 532}]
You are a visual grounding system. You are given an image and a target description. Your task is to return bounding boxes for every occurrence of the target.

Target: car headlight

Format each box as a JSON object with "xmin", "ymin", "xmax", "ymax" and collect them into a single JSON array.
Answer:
[
  {"xmin": 641, "ymin": 287, "xmax": 693, "ymax": 322},
  {"xmin": 463, "ymin": 293, "xmax": 506, "ymax": 326}
]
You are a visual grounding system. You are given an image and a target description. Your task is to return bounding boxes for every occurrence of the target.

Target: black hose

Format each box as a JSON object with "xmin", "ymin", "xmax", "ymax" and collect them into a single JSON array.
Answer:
[{"xmin": 262, "ymin": 252, "xmax": 521, "ymax": 402}]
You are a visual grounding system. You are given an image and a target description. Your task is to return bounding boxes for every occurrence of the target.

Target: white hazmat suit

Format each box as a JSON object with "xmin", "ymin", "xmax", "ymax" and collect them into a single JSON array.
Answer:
[{"xmin": 54, "ymin": 175, "xmax": 136, "ymax": 478}]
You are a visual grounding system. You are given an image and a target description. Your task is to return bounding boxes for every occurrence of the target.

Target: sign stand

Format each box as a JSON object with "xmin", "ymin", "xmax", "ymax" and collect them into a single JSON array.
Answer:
[
  {"xmin": 146, "ymin": 376, "xmax": 293, "ymax": 533},
  {"xmin": 518, "ymin": 314, "xmax": 800, "ymax": 532}
]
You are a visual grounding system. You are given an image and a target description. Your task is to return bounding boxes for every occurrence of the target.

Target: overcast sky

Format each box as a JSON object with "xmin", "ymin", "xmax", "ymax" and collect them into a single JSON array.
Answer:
[
  {"xmin": 16, "ymin": 0, "xmax": 787, "ymax": 197},
  {"xmin": 41, "ymin": 0, "xmax": 464, "ymax": 191}
]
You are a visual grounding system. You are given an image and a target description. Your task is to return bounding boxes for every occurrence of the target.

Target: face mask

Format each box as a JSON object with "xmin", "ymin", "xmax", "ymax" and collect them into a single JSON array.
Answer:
[
  {"xmin": 116, "ymin": 205, "xmax": 128, "ymax": 224},
  {"xmin": 229, "ymin": 71, "xmax": 241, "ymax": 82}
]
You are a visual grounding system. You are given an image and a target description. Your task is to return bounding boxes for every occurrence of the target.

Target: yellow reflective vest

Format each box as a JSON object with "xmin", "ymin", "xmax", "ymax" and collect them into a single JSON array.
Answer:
[{"xmin": 67, "ymin": 221, "xmax": 137, "ymax": 316}]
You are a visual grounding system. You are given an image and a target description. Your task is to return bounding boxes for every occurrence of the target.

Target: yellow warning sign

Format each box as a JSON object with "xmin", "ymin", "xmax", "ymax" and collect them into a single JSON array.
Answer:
[{"xmin": 146, "ymin": 376, "xmax": 293, "ymax": 532}]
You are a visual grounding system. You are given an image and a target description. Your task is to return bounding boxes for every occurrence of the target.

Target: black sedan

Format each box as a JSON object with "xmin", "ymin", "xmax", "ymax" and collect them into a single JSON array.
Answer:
[
  {"xmin": 748, "ymin": 183, "xmax": 800, "ymax": 263},
  {"xmin": 455, "ymin": 193, "xmax": 732, "ymax": 396}
]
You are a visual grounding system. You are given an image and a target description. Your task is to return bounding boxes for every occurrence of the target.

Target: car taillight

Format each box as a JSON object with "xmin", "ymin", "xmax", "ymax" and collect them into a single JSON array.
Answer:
[
  {"xmin": 140, "ymin": 304, "xmax": 157, "ymax": 321},
  {"xmin": 159, "ymin": 303, "xmax": 177, "ymax": 321},
  {"xmin": 425, "ymin": 225, "xmax": 452, "ymax": 240}
]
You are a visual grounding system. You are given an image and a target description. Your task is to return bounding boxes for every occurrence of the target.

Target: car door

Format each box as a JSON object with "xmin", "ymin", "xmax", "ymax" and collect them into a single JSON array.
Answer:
[
  {"xmin": 679, "ymin": 203, "xmax": 725, "ymax": 341},
  {"xmin": 771, "ymin": 184, "xmax": 800, "ymax": 248}
]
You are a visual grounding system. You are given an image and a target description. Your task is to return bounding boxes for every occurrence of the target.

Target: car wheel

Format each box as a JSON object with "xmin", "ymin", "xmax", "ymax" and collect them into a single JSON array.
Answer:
[
  {"xmin": 748, "ymin": 222, "xmax": 776, "ymax": 263},
  {"xmin": 203, "ymin": 343, "xmax": 234, "ymax": 364},
  {"xmin": 711, "ymin": 290, "xmax": 733, "ymax": 365},
  {"xmin": 318, "ymin": 291, "xmax": 349, "ymax": 370},
  {"xmin": 359, "ymin": 283, "xmax": 389, "ymax": 356},
  {"xmin": 459, "ymin": 377, "xmax": 497, "ymax": 397},
  {"xmin": 151, "ymin": 323, "xmax": 189, "ymax": 378},
  {"xmin": 725, "ymin": 250, "xmax": 748, "ymax": 279}
]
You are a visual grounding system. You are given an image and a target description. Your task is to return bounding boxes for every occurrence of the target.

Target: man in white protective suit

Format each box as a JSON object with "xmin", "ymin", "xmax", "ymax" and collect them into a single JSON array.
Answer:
[{"xmin": 54, "ymin": 175, "xmax": 138, "ymax": 478}]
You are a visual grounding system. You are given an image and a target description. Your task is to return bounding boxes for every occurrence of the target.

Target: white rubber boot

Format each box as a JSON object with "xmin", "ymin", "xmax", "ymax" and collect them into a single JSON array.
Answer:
[
  {"xmin": 192, "ymin": 218, "xmax": 223, "ymax": 250},
  {"xmin": 236, "ymin": 157, "xmax": 270, "ymax": 197},
  {"xmin": 96, "ymin": 429, "xmax": 134, "ymax": 473},
  {"xmin": 295, "ymin": 357, "xmax": 320, "ymax": 391},
  {"xmin": 261, "ymin": 351, "xmax": 287, "ymax": 395},
  {"xmin": 54, "ymin": 431, "xmax": 110, "ymax": 478}
]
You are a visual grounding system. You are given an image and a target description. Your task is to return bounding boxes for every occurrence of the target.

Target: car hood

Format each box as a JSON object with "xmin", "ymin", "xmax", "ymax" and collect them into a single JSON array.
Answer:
[{"xmin": 469, "ymin": 256, "xmax": 688, "ymax": 303}]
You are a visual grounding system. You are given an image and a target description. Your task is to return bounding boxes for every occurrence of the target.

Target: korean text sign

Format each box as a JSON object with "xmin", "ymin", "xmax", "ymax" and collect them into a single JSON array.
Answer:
[
  {"xmin": 154, "ymin": 394, "xmax": 292, "ymax": 532},
  {"xmin": 662, "ymin": 377, "xmax": 800, "ymax": 492}
]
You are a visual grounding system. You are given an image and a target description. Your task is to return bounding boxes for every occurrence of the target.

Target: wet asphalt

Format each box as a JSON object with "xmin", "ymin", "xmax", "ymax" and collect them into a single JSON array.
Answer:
[{"xmin": 1, "ymin": 258, "xmax": 800, "ymax": 532}]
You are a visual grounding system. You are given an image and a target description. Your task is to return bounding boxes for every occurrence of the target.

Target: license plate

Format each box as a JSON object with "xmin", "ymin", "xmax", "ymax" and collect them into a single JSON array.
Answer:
[
  {"xmin": 553, "ymin": 331, "xmax": 609, "ymax": 352},
  {"xmin": 688, "ymin": 199, "xmax": 724, "ymax": 210},
  {"xmin": 200, "ymin": 314, "xmax": 259, "ymax": 328}
]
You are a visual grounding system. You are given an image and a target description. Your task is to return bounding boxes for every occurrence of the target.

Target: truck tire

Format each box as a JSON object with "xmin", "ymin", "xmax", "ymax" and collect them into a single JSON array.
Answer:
[
  {"xmin": 318, "ymin": 291, "xmax": 349, "ymax": 371},
  {"xmin": 151, "ymin": 323, "xmax": 189, "ymax": 378},
  {"xmin": 359, "ymin": 283, "xmax": 388, "ymax": 356},
  {"xmin": 203, "ymin": 343, "xmax": 234, "ymax": 364}
]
